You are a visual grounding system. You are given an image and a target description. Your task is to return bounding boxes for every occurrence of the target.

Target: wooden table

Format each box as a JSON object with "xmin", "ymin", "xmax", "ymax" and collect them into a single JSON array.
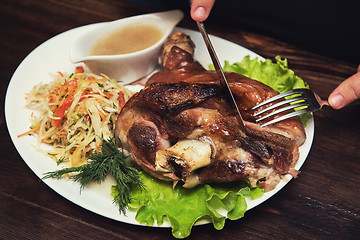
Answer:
[{"xmin": 1, "ymin": 1, "xmax": 359, "ymax": 239}]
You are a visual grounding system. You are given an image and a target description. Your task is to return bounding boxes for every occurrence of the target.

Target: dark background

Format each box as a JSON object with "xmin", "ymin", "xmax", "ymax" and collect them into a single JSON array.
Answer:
[
  {"xmin": 1, "ymin": 1, "xmax": 359, "ymax": 239},
  {"xmin": 126, "ymin": 0, "xmax": 359, "ymax": 65}
]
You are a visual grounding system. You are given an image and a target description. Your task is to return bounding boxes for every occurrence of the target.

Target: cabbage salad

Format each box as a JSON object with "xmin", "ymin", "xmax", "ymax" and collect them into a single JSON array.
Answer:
[{"xmin": 20, "ymin": 66, "xmax": 133, "ymax": 167}]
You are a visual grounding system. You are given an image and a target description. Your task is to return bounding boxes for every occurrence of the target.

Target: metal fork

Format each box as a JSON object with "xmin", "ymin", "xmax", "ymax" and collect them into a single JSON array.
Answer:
[{"xmin": 252, "ymin": 88, "xmax": 329, "ymax": 127}]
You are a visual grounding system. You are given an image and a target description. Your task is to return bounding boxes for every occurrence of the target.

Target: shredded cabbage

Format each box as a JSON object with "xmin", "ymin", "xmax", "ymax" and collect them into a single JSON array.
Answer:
[{"xmin": 23, "ymin": 69, "xmax": 133, "ymax": 167}]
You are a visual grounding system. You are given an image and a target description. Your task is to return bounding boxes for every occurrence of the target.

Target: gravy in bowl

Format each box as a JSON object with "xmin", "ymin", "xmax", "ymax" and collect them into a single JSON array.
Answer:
[{"xmin": 89, "ymin": 23, "xmax": 163, "ymax": 56}]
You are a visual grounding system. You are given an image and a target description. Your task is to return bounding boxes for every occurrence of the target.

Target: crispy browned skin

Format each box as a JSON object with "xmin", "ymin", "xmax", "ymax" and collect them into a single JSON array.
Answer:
[
  {"xmin": 158, "ymin": 32, "xmax": 195, "ymax": 67},
  {"xmin": 148, "ymin": 46, "xmax": 306, "ymax": 146},
  {"xmin": 115, "ymin": 40, "xmax": 306, "ymax": 190}
]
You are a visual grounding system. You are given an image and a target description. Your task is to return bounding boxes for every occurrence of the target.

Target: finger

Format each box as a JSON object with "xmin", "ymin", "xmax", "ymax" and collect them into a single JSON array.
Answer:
[
  {"xmin": 190, "ymin": 0, "xmax": 216, "ymax": 22},
  {"xmin": 328, "ymin": 71, "xmax": 360, "ymax": 109}
]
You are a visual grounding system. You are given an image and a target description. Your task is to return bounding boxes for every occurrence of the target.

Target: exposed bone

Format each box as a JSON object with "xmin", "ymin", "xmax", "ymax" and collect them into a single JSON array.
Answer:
[
  {"xmin": 155, "ymin": 139, "xmax": 212, "ymax": 180},
  {"xmin": 182, "ymin": 174, "xmax": 201, "ymax": 188}
]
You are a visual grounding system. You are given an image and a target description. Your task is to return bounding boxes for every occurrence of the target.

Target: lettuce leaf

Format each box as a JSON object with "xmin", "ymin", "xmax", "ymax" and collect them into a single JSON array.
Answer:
[
  {"xmin": 112, "ymin": 172, "xmax": 263, "ymax": 239},
  {"xmin": 209, "ymin": 55, "xmax": 312, "ymax": 125}
]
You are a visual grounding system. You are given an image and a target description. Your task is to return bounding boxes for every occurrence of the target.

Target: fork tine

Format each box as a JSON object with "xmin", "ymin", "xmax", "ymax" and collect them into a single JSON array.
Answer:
[
  {"xmin": 252, "ymin": 88, "xmax": 305, "ymax": 110},
  {"xmin": 258, "ymin": 109, "xmax": 309, "ymax": 127},
  {"xmin": 255, "ymin": 102, "xmax": 307, "ymax": 122},
  {"xmin": 253, "ymin": 96, "xmax": 305, "ymax": 117}
]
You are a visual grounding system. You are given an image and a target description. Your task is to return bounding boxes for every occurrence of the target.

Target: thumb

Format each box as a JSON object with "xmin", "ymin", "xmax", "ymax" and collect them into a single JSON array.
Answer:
[
  {"xmin": 190, "ymin": 0, "xmax": 216, "ymax": 22},
  {"xmin": 328, "ymin": 67, "xmax": 360, "ymax": 109}
]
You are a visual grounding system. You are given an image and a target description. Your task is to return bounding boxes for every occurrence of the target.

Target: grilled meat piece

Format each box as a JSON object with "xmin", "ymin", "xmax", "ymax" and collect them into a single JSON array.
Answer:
[{"xmin": 115, "ymin": 33, "xmax": 306, "ymax": 191}]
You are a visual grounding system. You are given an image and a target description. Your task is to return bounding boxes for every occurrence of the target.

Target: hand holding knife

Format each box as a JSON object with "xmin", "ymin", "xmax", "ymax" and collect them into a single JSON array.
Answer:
[{"xmin": 188, "ymin": 1, "xmax": 247, "ymax": 133}]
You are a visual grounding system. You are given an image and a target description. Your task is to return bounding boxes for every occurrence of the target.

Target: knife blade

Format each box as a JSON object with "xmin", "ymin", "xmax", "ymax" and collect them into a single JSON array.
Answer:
[{"xmin": 195, "ymin": 21, "xmax": 247, "ymax": 132}]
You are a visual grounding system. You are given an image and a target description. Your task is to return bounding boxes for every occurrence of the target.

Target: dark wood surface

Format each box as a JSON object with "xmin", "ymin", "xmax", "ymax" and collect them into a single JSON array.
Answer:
[{"xmin": 1, "ymin": 1, "xmax": 359, "ymax": 239}]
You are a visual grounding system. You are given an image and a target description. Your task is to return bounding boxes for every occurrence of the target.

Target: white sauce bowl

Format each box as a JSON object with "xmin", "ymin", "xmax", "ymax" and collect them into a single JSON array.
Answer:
[{"xmin": 70, "ymin": 10, "xmax": 184, "ymax": 84}]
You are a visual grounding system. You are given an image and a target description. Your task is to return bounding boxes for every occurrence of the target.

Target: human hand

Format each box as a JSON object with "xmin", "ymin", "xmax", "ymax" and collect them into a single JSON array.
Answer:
[
  {"xmin": 328, "ymin": 65, "xmax": 360, "ymax": 109},
  {"xmin": 190, "ymin": 0, "xmax": 216, "ymax": 22}
]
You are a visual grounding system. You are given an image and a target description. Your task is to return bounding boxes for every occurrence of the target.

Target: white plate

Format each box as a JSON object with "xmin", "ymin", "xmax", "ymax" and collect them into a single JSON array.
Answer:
[{"xmin": 5, "ymin": 23, "xmax": 314, "ymax": 227}]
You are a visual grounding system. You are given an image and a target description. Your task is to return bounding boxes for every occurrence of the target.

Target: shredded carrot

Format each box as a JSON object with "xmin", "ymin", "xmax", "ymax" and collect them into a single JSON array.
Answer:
[
  {"xmin": 95, "ymin": 145, "xmax": 101, "ymax": 152},
  {"xmin": 55, "ymin": 131, "xmax": 67, "ymax": 136},
  {"xmin": 17, "ymin": 125, "xmax": 41, "ymax": 138},
  {"xmin": 85, "ymin": 77, "xmax": 107, "ymax": 83},
  {"xmin": 53, "ymin": 84, "xmax": 63, "ymax": 89},
  {"xmin": 42, "ymin": 138, "xmax": 55, "ymax": 144},
  {"xmin": 97, "ymin": 98, "xmax": 105, "ymax": 105},
  {"xmin": 104, "ymin": 91, "xmax": 113, "ymax": 99},
  {"xmin": 98, "ymin": 108, "xmax": 107, "ymax": 122}
]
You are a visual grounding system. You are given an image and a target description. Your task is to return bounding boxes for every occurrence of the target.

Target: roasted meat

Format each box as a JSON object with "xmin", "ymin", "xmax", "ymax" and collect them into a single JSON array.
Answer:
[{"xmin": 115, "ymin": 33, "xmax": 306, "ymax": 191}]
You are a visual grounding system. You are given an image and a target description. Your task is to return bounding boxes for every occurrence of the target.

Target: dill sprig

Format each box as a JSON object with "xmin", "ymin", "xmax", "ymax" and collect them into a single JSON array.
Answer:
[{"xmin": 42, "ymin": 138, "xmax": 144, "ymax": 214}]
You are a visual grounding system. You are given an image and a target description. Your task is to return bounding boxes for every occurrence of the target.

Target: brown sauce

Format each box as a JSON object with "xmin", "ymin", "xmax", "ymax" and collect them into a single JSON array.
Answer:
[{"xmin": 89, "ymin": 23, "xmax": 163, "ymax": 56}]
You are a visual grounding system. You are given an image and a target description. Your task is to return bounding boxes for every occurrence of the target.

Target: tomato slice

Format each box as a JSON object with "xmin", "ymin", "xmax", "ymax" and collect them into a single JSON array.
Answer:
[
  {"xmin": 52, "ymin": 98, "xmax": 73, "ymax": 128},
  {"xmin": 119, "ymin": 91, "xmax": 125, "ymax": 110},
  {"xmin": 52, "ymin": 80, "xmax": 78, "ymax": 128},
  {"xmin": 75, "ymin": 66, "xmax": 84, "ymax": 74}
]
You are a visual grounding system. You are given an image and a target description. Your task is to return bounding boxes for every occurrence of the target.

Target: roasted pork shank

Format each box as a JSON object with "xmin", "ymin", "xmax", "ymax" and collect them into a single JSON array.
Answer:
[{"xmin": 115, "ymin": 33, "xmax": 306, "ymax": 191}]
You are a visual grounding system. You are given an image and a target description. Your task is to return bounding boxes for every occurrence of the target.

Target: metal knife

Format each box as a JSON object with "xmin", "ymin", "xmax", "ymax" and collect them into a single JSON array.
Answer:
[{"xmin": 195, "ymin": 21, "xmax": 247, "ymax": 132}]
